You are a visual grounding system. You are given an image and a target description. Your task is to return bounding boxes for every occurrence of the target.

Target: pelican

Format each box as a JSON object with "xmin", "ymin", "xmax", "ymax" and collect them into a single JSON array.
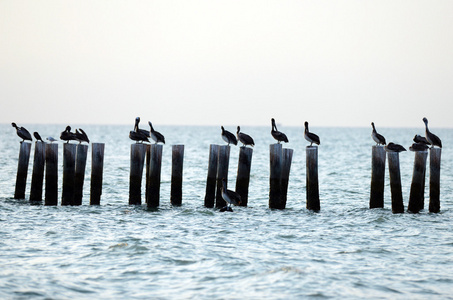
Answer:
[
  {"xmin": 33, "ymin": 132, "xmax": 43, "ymax": 142},
  {"xmin": 129, "ymin": 130, "xmax": 149, "ymax": 143},
  {"xmin": 11, "ymin": 123, "xmax": 32, "ymax": 142},
  {"xmin": 371, "ymin": 122, "xmax": 386, "ymax": 146},
  {"xmin": 221, "ymin": 126, "xmax": 237, "ymax": 146},
  {"xmin": 149, "ymin": 122, "xmax": 165, "ymax": 144},
  {"xmin": 220, "ymin": 178, "xmax": 241, "ymax": 212},
  {"xmin": 46, "ymin": 137, "xmax": 57, "ymax": 143},
  {"xmin": 60, "ymin": 126, "xmax": 77, "ymax": 143},
  {"xmin": 423, "ymin": 117, "xmax": 442, "ymax": 148},
  {"xmin": 74, "ymin": 129, "xmax": 89, "ymax": 144},
  {"xmin": 409, "ymin": 143, "xmax": 429, "ymax": 152},
  {"xmin": 236, "ymin": 126, "xmax": 254, "ymax": 147},
  {"xmin": 134, "ymin": 117, "xmax": 150, "ymax": 137},
  {"xmin": 413, "ymin": 134, "xmax": 429, "ymax": 145},
  {"xmin": 384, "ymin": 142, "xmax": 406, "ymax": 153},
  {"xmin": 304, "ymin": 121, "xmax": 320, "ymax": 146},
  {"xmin": 271, "ymin": 118, "xmax": 288, "ymax": 144}
]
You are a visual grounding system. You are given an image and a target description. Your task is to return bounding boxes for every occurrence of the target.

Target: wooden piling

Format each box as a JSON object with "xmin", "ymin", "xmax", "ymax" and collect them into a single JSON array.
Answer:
[
  {"xmin": 215, "ymin": 145, "xmax": 230, "ymax": 208},
  {"xmin": 269, "ymin": 144, "xmax": 283, "ymax": 209},
  {"xmin": 204, "ymin": 144, "xmax": 220, "ymax": 208},
  {"xmin": 281, "ymin": 148, "xmax": 294, "ymax": 209},
  {"xmin": 306, "ymin": 146, "xmax": 320, "ymax": 211},
  {"xmin": 429, "ymin": 148, "xmax": 441, "ymax": 213},
  {"xmin": 61, "ymin": 143, "xmax": 77, "ymax": 205},
  {"xmin": 129, "ymin": 143, "xmax": 147, "ymax": 205},
  {"xmin": 147, "ymin": 144, "xmax": 163, "ymax": 208},
  {"xmin": 408, "ymin": 151, "xmax": 428, "ymax": 213},
  {"xmin": 14, "ymin": 142, "xmax": 32, "ymax": 199},
  {"xmin": 171, "ymin": 145, "xmax": 184, "ymax": 206},
  {"xmin": 29, "ymin": 142, "xmax": 46, "ymax": 202},
  {"xmin": 145, "ymin": 144, "xmax": 151, "ymax": 203},
  {"xmin": 235, "ymin": 147, "xmax": 253, "ymax": 206},
  {"xmin": 387, "ymin": 152, "xmax": 404, "ymax": 213},
  {"xmin": 370, "ymin": 146, "xmax": 386, "ymax": 208},
  {"xmin": 73, "ymin": 144, "xmax": 88, "ymax": 205},
  {"xmin": 90, "ymin": 143, "xmax": 104, "ymax": 205},
  {"xmin": 45, "ymin": 143, "xmax": 58, "ymax": 206}
]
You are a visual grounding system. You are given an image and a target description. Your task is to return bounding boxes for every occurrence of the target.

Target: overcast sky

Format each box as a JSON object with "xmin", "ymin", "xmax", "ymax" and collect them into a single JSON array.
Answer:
[{"xmin": 1, "ymin": 1, "xmax": 452, "ymax": 128}]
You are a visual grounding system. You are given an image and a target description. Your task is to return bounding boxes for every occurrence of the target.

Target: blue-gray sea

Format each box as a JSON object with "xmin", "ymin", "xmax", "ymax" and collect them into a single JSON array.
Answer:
[{"xmin": 1, "ymin": 124, "xmax": 452, "ymax": 299}]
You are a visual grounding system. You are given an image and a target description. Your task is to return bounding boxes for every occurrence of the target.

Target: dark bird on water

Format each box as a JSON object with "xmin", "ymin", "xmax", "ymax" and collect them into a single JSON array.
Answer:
[
  {"xmin": 371, "ymin": 122, "xmax": 386, "ymax": 146},
  {"xmin": 74, "ymin": 129, "xmax": 90, "ymax": 144},
  {"xmin": 271, "ymin": 118, "xmax": 288, "ymax": 144},
  {"xmin": 413, "ymin": 134, "xmax": 430, "ymax": 145},
  {"xmin": 220, "ymin": 178, "xmax": 241, "ymax": 212},
  {"xmin": 60, "ymin": 126, "xmax": 77, "ymax": 143},
  {"xmin": 33, "ymin": 132, "xmax": 43, "ymax": 142},
  {"xmin": 304, "ymin": 121, "xmax": 320, "ymax": 146},
  {"xmin": 409, "ymin": 142, "xmax": 429, "ymax": 152},
  {"xmin": 384, "ymin": 142, "xmax": 406, "ymax": 153},
  {"xmin": 423, "ymin": 117, "xmax": 442, "ymax": 148},
  {"xmin": 149, "ymin": 122, "xmax": 165, "ymax": 144},
  {"xmin": 11, "ymin": 123, "xmax": 32, "ymax": 142},
  {"xmin": 221, "ymin": 126, "xmax": 237, "ymax": 146},
  {"xmin": 134, "ymin": 117, "xmax": 150, "ymax": 137},
  {"xmin": 237, "ymin": 126, "xmax": 254, "ymax": 147}
]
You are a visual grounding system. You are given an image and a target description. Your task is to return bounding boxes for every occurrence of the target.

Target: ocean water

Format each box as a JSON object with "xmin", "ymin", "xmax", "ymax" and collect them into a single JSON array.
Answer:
[{"xmin": 1, "ymin": 124, "xmax": 452, "ymax": 299}]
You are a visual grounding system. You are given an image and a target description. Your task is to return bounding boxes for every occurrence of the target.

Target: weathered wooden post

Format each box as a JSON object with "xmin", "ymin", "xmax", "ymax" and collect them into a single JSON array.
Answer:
[
  {"xmin": 370, "ymin": 146, "xmax": 386, "ymax": 208},
  {"xmin": 14, "ymin": 142, "xmax": 32, "ymax": 199},
  {"xmin": 269, "ymin": 143, "xmax": 282, "ymax": 209},
  {"xmin": 129, "ymin": 143, "xmax": 147, "ymax": 205},
  {"xmin": 29, "ymin": 141, "xmax": 46, "ymax": 202},
  {"xmin": 73, "ymin": 144, "xmax": 88, "ymax": 205},
  {"xmin": 306, "ymin": 146, "xmax": 320, "ymax": 211},
  {"xmin": 429, "ymin": 148, "xmax": 441, "ymax": 213},
  {"xmin": 204, "ymin": 144, "xmax": 220, "ymax": 208},
  {"xmin": 45, "ymin": 143, "xmax": 58, "ymax": 206},
  {"xmin": 147, "ymin": 144, "xmax": 163, "ymax": 208},
  {"xmin": 171, "ymin": 145, "xmax": 184, "ymax": 206},
  {"xmin": 235, "ymin": 147, "xmax": 253, "ymax": 206},
  {"xmin": 90, "ymin": 143, "xmax": 104, "ymax": 205},
  {"xmin": 215, "ymin": 145, "xmax": 230, "ymax": 208},
  {"xmin": 387, "ymin": 152, "xmax": 404, "ymax": 213},
  {"xmin": 408, "ymin": 151, "xmax": 428, "ymax": 213},
  {"xmin": 145, "ymin": 144, "xmax": 151, "ymax": 203},
  {"xmin": 61, "ymin": 143, "xmax": 77, "ymax": 205},
  {"xmin": 281, "ymin": 148, "xmax": 294, "ymax": 209}
]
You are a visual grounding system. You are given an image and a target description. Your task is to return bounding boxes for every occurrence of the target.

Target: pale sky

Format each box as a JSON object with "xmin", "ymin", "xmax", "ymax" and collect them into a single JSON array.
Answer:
[{"xmin": 1, "ymin": 0, "xmax": 452, "ymax": 127}]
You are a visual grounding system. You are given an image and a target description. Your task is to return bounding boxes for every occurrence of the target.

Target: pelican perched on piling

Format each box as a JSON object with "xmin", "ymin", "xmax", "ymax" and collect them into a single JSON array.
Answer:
[
  {"xmin": 221, "ymin": 126, "xmax": 237, "ymax": 146},
  {"xmin": 304, "ymin": 121, "xmax": 320, "ymax": 146},
  {"xmin": 237, "ymin": 126, "xmax": 254, "ymax": 147},
  {"xmin": 60, "ymin": 126, "xmax": 77, "ymax": 143},
  {"xmin": 74, "ymin": 129, "xmax": 89, "ymax": 144},
  {"xmin": 371, "ymin": 122, "xmax": 386, "ymax": 146},
  {"xmin": 11, "ymin": 123, "xmax": 32, "ymax": 142},
  {"xmin": 271, "ymin": 118, "xmax": 288, "ymax": 144},
  {"xmin": 423, "ymin": 117, "xmax": 442, "ymax": 148},
  {"xmin": 384, "ymin": 142, "xmax": 406, "ymax": 153},
  {"xmin": 409, "ymin": 142, "xmax": 429, "ymax": 152},
  {"xmin": 149, "ymin": 122, "xmax": 165, "ymax": 144},
  {"xmin": 220, "ymin": 178, "xmax": 241, "ymax": 212},
  {"xmin": 413, "ymin": 134, "xmax": 429, "ymax": 145},
  {"xmin": 129, "ymin": 130, "xmax": 149, "ymax": 143},
  {"xmin": 33, "ymin": 132, "xmax": 43, "ymax": 142},
  {"xmin": 134, "ymin": 117, "xmax": 150, "ymax": 137}
]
